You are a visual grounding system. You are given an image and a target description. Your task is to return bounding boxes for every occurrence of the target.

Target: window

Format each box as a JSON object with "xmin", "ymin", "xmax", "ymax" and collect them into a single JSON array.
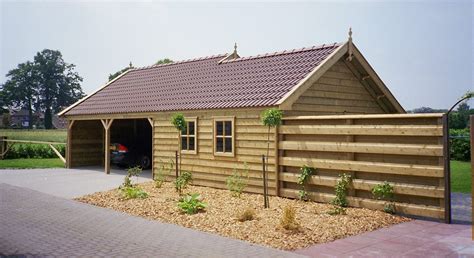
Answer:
[
  {"xmin": 181, "ymin": 118, "xmax": 197, "ymax": 154},
  {"xmin": 214, "ymin": 117, "xmax": 234, "ymax": 156}
]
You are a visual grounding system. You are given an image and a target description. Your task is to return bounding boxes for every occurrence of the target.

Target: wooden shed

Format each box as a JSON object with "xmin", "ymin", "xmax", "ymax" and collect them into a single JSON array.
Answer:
[{"xmin": 59, "ymin": 38, "xmax": 405, "ymax": 194}]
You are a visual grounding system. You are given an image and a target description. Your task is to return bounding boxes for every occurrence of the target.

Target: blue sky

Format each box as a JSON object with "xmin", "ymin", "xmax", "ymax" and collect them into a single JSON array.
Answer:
[{"xmin": 1, "ymin": 1, "xmax": 472, "ymax": 110}]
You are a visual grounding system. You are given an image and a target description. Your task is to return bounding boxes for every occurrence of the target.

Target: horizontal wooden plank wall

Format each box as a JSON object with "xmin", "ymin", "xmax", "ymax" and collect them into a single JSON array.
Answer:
[
  {"xmin": 278, "ymin": 113, "xmax": 446, "ymax": 220},
  {"xmin": 153, "ymin": 108, "xmax": 276, "ymax": 195},
  {"xmin": 285, "ymin": 60, "xmax": 386, "ymax": 116},
  {"xmin": 70, "ymin": 120, "xmax": 103, "ymax": 167}
]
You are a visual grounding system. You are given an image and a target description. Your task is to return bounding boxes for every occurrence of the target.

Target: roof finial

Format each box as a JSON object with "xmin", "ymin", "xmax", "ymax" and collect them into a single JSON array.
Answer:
[
  {"xmin": 129, "ymin": 61, "xmax": 133, "ymax": 68},
  {"xmin": 233, "ymin": 42, "xmax": 238, "ymax": 58},
  {"xmin": 346, "ymin": 27, "xmax": 354, "ymax": 62}
]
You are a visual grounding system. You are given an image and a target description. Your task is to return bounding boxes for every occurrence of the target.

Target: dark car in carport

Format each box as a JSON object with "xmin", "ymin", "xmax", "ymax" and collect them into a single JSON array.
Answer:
[{"xmin": 110, "ymin": 142, "xmax": 152, "ymax": 169}]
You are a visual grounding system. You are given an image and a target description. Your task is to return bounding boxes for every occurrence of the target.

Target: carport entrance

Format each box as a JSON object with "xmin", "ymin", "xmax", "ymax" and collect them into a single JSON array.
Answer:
[{"xmin": 67, "ymin": 118, "xmax": 153, "ymax": 175}]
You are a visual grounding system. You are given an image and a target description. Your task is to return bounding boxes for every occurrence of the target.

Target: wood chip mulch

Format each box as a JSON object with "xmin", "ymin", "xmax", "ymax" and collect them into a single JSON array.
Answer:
[{"xmin": 75, "ymin": 181, "xmax": 410, "ymax": 250}]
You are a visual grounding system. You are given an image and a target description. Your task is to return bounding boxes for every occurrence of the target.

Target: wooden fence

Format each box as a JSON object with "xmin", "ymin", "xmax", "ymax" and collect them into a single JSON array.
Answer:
[{"xmin": 277, "ymin": 113, "xmax": 448, "ymax": 221}]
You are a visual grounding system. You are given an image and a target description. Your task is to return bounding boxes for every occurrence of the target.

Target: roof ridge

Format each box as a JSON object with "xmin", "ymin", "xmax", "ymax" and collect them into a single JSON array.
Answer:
[
  {"xmin": 220, "ymin": 42, "xmax": 343, "ymax": 64},
  {"xmin": 132, "ymin": 54, "xmax": 228, "ymax": 71}
]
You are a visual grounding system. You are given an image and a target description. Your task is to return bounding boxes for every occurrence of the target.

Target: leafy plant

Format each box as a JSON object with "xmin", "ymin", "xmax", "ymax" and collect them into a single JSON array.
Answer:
[
  {"xmin": 177, "ymin": 193, "xmax": 207, "ymax": 214},
  {"xmin": 122, "ymin": 175, "xmax": 132, "ymax": 188},
  {"xmin": 174, "ymin": 171, "xmax": 193, "ymax": 195},
  {"xmin": 154, "ymin": 163, "xmax": 168, "ymax": 188},
  {"xmin": 297, "ymin": 165, "xmax": 314, "ymax": 201},
  {"xmin": 237, "ymin": 207, "xmax": 256, "ymax": 222},
  {"xmin": 450, "ymin": 128, "xmax": 471, "ymax": 161},
  {"xmin": 121, "ymin": 186, "xmax": 148, "ymax": 199},
  {"xmin": 331, "ymin": 173, "xmax": 351, "ymax": 207},
  {"xmin": 328, "ymin": 206, "xmax": 346, "ymax": 215},
  {"xmin": 171, "ymin": 113, "xmax": 187, "ymax": 132},
  {"xmin": 279, "ymin": 205, "xmax": 299, "ymax": 230},
  {"xmin": 372, "ymin": 181, "xmax": 396, "ymax": 214},
  {"xmin": 226, "ymin": 163, "xmax": 249, "ymax": 197}
]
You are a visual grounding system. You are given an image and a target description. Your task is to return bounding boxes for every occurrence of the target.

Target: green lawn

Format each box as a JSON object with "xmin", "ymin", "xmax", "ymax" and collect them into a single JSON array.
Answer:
[
  {"xmin": 451, "ymin": 160, "xmax": 471, "ymax": 193},
  {"xmin": 0, "ymin": 129, "xmax": 66, "ymax": 143},
  {"xmin": 0, "ymin": 158, "xmax": 64, "ymax": 169}
]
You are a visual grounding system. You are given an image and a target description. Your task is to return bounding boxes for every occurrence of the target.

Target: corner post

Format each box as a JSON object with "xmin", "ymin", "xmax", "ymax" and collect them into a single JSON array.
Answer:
[
  {"xmin": 66, "ymin": 120, "xmax": 74, "ymax": 168},
  {"xmin": 101, "ymin": 119, "xmax": 114, "ymax": 174},
  {"xmin": 442, "ymin": 114, "xmax": 451, "ymax": 223}
]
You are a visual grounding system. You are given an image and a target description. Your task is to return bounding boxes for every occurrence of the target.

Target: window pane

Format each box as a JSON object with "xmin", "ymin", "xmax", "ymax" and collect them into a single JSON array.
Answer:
[
  {"xmin": 224, "ymin": 138, "xmax": 232, "ymax": 152},
  {"xmin": 216, "ymin": 121, "xmax": 223, "ymax": 135},
  {"xmin": 224, "ymin": 121, "xmax": 232, "ymax": 136},
  {"xmin": 181, "ymin": 136, "xmax": 187, "ymax": 150},
  {"xmin": 216, "ymin": 137, "xmax": 223, "ymax": 152},
  {"xmin": 181, "ymin": 126, "xmax": 187, "ymax": 135},
  {"xmin": 189, "ymin": 137, "xmax": 195, "ymax": 150},
  {"xmin": 188, "ymin": 121, "xmax": 195, "ymax": 135}
]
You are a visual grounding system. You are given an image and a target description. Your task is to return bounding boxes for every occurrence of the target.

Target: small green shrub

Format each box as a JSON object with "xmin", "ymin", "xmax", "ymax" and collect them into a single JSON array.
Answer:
[
  {"xmin": 450, "ymin": 128, "xmax": 471, "ymax": 161},
  {"xmin": 279, "ymin": 205, "xmax": 299, "ymax": 230},
  {"xmin": 237, "ymin": 207, "xmax": 256, "ymax": 222},
  {"xmin": 331, "ymin": 173, "xmax": 351, "ymax": 207},
  {"xmin": 177, "ymin": 193, "xmax": 207, "ymax": 214},
  {"xmin": 154, "ymin": 163, "xmax": 167, "ymax": 188},
  {"xmin": 121, "ymin": 186, "xmax": 148, "ymax": 199},
  {"xmin": 171, "ymin": 113, "xmax": 187, "ymax": 132},
  {"xmin": 122, "ymin": 166, "xmax": 142, "ymax": 188},
  {"xmin": 297, "ymin": 165, "xmax": 314, "ymax": 201},
  {"xmin": 5, "ymin": 144, "xmax": 65, "ymax": 159},
  {"xmin": 226, "ymin": 163, "xmax": 249, "ymax": 197},
  {"xmin": 122, "ymin": 175, "xmax": 132, "ymax": 188},
  {"xmin": 174, "ymin": 171, "xmax": 193, "ymax": 194},
  {"xmin": 328, "ymin": 206, "xmax": 346, "ymax": 215},
  {"xmin": 372, "ymin": 181, "xmax": 396, "ymax": 214}
]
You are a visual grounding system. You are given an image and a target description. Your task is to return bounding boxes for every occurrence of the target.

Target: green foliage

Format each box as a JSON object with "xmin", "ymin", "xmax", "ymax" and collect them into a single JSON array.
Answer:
[
  {"xmin": 122, "ymin": 166, "xmax": 142, "ymax": 188},
  {"xmin": 226, "ymin": 163, "xmax": 249, "ymax": 197},
  {"xmin": 154, "ymin": 164, "xmax": 167, "ymax": 188},
  {"xmin": 121, "ymin": 186, "xmax": 148, "ymax": 199},
  {"xmin": 279, "ymin": 205, "xmax": 299, "ymax": 230},
  {"xmin": 451, "ymin": 160, "xmax": 471, "ymax": 193},
  {"xmin": 2, "ymin": 113, "xmax": 11, "ymax": 128},
  {"xmin": 5, "ymin": 144, "xmax": 65, "ymax": 159},
  {"xmin": 327, "ymin": 206, "xmax": 346, "ymax": 215},
  {"xmin": 109, "ymin": 63, "xmax": 134, "ymax": 81},
  {"xmin": 123, "ymin": 175, "xmax": 132, "ymax": 188},
  {"xmin": 155, "ymin": 58, "xmax": 173, "ymax": 65},
  {"xmin": 449, "ymin": 102, "xmax": 473, "ymax": 130},
  {"xmin": 450, "ymin": 128, "xmax": 471, "ymax": 161},
  {"xmin": 331, "ymin": 173, "xmax": 351, "ymax": 207},
  {"xmin": 372, "ymin": 181, "xmax": 395, "ymax": 214},
  {"xmin": 177, "ymin": 193, "xmax": 207, "ymax": 214},
  {"xmin": 297, "ymin": 165, "xmax": 314, "ymax": 201},
  {"xmin": 171, "ymin": 113, "xmax": 187, "ymax": 132},
  {"xmin": 261, "ymin": 108, "xmax": 283, "ymax": 128},
  {"xmin": 0, "ymin": 158, "xmax": 64, "ymax": 168},
  {"xmin": 174, "ymin": 171, "xmax": 193, "ymax": 194},
  {"xmin": 237, "ymin": 207, "xmax": 256, "ymax": 222}
]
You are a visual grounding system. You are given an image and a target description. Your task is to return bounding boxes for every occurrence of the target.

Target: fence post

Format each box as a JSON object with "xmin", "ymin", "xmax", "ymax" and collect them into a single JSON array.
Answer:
[
  {"xmin": 442, "ymin": 114, "xmax": 451, "ymax": 224},
  {"xmin": 0, "ymin": 136, "xmax": 6, "ymax": 160},
  {"xmin": 470, "ymin": 115, "xmax": 473, "ymax": 239}
]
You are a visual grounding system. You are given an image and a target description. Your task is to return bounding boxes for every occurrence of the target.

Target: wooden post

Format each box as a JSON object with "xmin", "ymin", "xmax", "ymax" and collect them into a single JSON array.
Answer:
[
  {"xmin": 0, "ymin": 136, "xmax": 6, "ymax": 160},
  {"xmin": 262, "ymin": 154, "xmax": 268, "ymax": 208},
  {"xmin": 101, "ymin": 119, "xmax": 114, "ymax": 174},
  {"xmin": 442, "ymin": 114, "xmax": 451, "ymax": 223},
  {"xmin": 175, "ymin": 151, "xmax": 179, "ymax": 178},
  {"xmin": 148, "ymin": 118, "xmax": 154, "ymax": 179},
  {"xmin": 66, "ymin": 120, "xmax": 74, "ymax": 168},
  {"xmin": 274, "ymin": 125, "xmax": 280, "ymax": 196},
  {"xmin": 470, "ymin": 115, "xmax": 473, "ymax": 239}
]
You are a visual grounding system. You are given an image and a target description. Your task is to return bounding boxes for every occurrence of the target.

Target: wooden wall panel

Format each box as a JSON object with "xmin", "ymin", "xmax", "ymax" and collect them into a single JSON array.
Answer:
[
  {"xmin": 152, "ymin": 108, "xmax": 275, "ymax": 195},
  {"xmin": 278, "ymin": 114, "xmax": 447, "ymax": 221},
  {"xmin": 70, "ymin": 120, "xmax": 103, "ymax": 167}
]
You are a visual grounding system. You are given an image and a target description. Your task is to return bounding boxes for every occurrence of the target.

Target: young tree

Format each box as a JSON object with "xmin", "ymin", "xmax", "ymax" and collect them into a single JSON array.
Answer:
[
  {"xmin": 261, "ymin": 108, "xmax": 283, "ymax": 208},
  {"xmin": 171, "ymin": 113, "xmax": 186, "ymax": 176},
  {"xmin": 108, "ymin": 62, "xmax": 134, "ymax": 82}
]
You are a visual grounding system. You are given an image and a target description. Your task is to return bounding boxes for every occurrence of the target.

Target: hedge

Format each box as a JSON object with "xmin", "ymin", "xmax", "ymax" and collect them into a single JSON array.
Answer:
[
  {"xmin": 4, "ymin": 144, "xmax": 66, "ymax": 159},
  {"xmin": 450, "ymin": 128, "xmax": 471, "ymax": 162}
]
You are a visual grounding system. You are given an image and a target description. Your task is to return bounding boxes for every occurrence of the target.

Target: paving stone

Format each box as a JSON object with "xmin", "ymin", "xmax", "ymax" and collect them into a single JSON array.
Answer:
[{"xmin": 0, "ymin": 183, "xmax": 301, "ymax": 257}]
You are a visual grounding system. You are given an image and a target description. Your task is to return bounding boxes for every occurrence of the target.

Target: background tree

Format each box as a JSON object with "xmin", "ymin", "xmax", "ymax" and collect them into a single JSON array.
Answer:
[
  {"xmin": 108, "ymin": 62, "xmax": 134, "ymax": 81},
  {"xmin": 1, "ymin": 49, "xmax": 85, "ymax": 129},
  {"xmin": 33, "ymin": 49, "xmax": 85, "ymax": 129},
  {"xmin": 2, "ymin": 61, "xmax": 39, "ymax": 129},
  {"xmin": 156, "ymin": 58, "xmax": 173, "ymax": 65}
]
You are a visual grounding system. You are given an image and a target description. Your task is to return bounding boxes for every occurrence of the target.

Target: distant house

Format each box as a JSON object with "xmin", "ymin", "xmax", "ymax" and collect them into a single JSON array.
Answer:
[{"xmin": 10, "ymin": 109, "xmax": 30, "ymax": 128}]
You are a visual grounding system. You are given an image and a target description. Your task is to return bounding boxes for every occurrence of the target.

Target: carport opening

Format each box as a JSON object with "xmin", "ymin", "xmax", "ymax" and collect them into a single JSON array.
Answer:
[{"xmin": 110, "ymin": 119, "xmax": 152, "ymax": 172}]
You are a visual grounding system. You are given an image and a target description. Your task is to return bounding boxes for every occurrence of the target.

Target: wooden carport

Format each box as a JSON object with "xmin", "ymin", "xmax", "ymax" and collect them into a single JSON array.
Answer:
[{"xmin": 66, "ymin": 115, "xmax": 154, "ymax": 175}]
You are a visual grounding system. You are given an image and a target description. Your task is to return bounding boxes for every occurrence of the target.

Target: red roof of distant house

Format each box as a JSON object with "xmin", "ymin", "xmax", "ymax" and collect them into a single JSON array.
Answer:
[{"xmin": 64, "ymin": 43, "xmax": 341, "ymax": 116}]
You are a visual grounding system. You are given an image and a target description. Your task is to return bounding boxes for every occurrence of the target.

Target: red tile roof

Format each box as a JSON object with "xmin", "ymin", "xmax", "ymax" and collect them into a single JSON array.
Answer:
[{"xmin": 64, "ymin": 43, "xmax": 341, "ymax": 116}]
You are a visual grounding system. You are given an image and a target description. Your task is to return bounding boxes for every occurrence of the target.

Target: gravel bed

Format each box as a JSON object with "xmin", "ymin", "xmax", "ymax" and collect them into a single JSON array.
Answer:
[{"xmin": 75, "ymin": 181, "xmax": 410, "ymax": 250}]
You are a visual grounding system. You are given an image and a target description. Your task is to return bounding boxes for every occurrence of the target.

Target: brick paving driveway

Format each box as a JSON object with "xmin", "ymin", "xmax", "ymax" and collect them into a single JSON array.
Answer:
[{"xmin": 0, "ymin": 183, "xmax": 300, "ymax": 257}]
